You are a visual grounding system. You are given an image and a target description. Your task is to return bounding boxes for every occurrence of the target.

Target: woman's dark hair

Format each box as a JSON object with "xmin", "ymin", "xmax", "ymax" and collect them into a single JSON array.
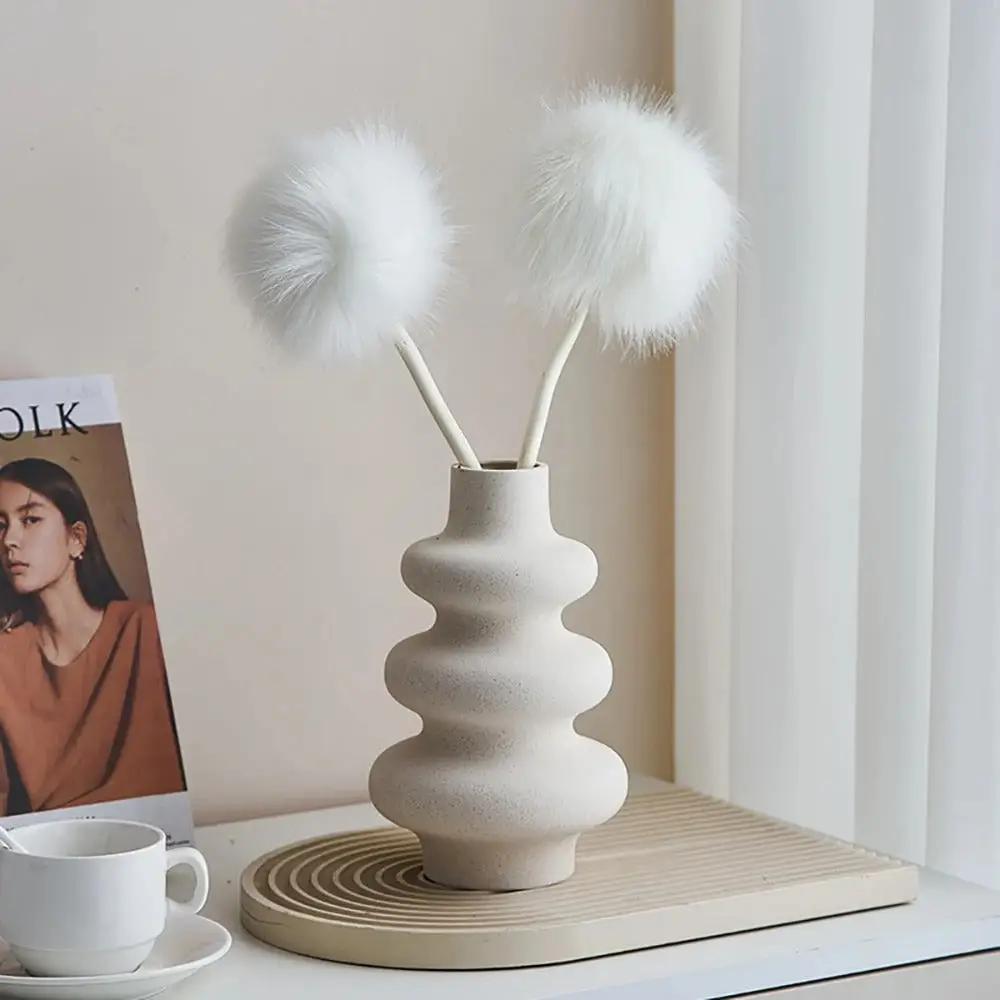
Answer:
[{"xmin": 0, "ymin": 458, "xmax": 126, "ymax": 628}]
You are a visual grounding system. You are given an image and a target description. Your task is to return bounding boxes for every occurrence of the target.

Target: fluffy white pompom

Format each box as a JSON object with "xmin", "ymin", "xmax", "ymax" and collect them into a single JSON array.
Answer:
[
  {"xmin": 226, "ymin": 124, "xmax": 452, "ymax": 361},
  {"xmin": 520, "ymin": 87, "xmax": 737, "ymax": 354}
]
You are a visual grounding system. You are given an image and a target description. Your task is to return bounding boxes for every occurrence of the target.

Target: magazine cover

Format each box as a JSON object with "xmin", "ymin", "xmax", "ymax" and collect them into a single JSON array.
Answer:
[{"xmin": 0, "ymin": 375, "xmax": 193, "ymax": 846}]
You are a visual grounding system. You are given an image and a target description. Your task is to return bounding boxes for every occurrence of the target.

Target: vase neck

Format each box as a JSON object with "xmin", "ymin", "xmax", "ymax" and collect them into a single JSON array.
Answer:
[{"xmin": 445, "ymin": 463, "xmax": 552, "ymax": 538}]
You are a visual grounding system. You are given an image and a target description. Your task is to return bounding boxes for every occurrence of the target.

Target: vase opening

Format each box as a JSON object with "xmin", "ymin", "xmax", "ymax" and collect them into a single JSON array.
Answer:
[{"xmin": 458, "ymin": 460, "xmax": 545, "ymax": 472}]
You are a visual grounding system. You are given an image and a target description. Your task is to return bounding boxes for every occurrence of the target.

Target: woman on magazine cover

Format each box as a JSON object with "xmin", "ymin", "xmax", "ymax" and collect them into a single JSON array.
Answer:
[{"xmin": 0, "ymin": 457, "xmax": 185, "ymax": 815}]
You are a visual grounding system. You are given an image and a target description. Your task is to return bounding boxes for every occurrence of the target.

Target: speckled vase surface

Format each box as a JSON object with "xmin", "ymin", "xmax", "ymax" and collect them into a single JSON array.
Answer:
[{"xmin": 368, "ymin": 461, "xmax": 628, "ymax": 891}]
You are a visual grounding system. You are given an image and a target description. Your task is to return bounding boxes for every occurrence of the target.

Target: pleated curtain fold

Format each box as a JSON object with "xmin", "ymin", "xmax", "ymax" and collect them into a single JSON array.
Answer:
[{"xmin": 674, "ymin": 0, "xmax": 1000, "ymax": 887}]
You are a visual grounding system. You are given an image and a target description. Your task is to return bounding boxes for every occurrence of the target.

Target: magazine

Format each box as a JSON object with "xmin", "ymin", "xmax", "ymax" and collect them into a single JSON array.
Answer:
[{"xmin": 0, "ymin": 375, "xmax": 193, "ymax": 846}]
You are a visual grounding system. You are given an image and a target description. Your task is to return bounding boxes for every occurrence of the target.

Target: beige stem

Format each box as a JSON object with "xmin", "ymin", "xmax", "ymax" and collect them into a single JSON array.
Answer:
[
  {"xmin": 517, "ymin": 304, "xmax": 589, "ymax": 469},
  {"xmin": 394, "ymin": 325, "xmax": 481, "ymax": 469}
]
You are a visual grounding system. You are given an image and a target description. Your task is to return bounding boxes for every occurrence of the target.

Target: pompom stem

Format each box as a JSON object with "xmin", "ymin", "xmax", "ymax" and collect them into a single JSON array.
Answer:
[
  {"xmin": 394, "ymin": 326, "xmax": 481, "ymax": 469},
  {"xmin": 517, "ymin": 304, "xmax": 589, "ymax": 469}
]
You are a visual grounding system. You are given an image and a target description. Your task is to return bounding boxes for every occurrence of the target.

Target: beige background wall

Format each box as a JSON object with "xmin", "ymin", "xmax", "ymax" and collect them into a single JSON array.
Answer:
[{"xmin": 0, "ymin": 0, "xmax": 673, "ymax": 823}]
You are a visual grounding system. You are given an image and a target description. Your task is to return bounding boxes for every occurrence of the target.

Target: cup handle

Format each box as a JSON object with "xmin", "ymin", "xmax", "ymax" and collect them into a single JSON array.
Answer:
[{"xmin": 165, "ymin": 846, "xmax": 210, "ymax": 916}]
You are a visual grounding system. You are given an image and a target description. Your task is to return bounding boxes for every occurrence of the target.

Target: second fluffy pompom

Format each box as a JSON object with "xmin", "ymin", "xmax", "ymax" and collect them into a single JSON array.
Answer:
[
  {"xmin": 226, "ymin": 125, "xmax": 452, "ymax": 361},
  {"xmin": 520, "ymin": 87, "xmax": 737, "ymax": 354}
]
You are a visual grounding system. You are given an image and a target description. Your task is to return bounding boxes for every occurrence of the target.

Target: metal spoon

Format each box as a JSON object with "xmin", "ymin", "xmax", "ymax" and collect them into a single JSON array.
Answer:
[{"xmin": 0, "ymin": 826, "xmax": 26, "ymax": 852}]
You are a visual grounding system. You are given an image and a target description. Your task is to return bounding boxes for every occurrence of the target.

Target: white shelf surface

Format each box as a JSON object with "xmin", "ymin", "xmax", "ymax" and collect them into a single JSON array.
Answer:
[{"xmin": 172, "ymin": 792, "xmax": 1000, "ymax": 999}]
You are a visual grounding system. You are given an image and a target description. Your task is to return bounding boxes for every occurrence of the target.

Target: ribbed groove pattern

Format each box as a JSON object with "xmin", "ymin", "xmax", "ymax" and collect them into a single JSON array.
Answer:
[{"xmin": 241, "ymin": 786, "xmax": 918, "ymax": 968}]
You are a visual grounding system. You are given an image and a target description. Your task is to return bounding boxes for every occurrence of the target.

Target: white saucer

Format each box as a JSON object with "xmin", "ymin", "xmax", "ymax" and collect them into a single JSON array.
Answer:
[{"xmin": 0, "ymin": 913, "xmax": 231, "ymax": 1000}]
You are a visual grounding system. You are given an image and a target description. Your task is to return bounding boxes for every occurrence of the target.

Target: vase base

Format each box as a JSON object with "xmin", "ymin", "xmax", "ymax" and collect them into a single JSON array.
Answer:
[{"xmin": 420, "ymin": 834, "xmax": 577, "ymax": 891}]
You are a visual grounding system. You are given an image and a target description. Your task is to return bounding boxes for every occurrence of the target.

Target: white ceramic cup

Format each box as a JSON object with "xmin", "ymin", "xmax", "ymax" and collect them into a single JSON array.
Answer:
[{"xmin": 0, "ymin": 818, "xmax": 209, "ymax": 977}]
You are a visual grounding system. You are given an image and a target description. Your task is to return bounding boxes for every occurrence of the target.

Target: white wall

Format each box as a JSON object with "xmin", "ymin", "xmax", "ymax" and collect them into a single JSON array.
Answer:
[{"xmin": 0, "ymin": 0, "xmax": 672, "ymax": 823}]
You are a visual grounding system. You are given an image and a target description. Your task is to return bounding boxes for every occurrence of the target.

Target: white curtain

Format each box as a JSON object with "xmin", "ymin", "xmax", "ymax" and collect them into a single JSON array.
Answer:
[{"xmin": 674, "ymin": 0, "xmax": 1000, "ymax": 887}]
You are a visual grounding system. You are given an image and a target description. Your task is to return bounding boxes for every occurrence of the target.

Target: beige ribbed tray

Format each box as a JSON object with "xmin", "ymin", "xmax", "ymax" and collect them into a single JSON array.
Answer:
[{"xmin": 240, "ymin": 786, "xmax": 918, "ymax": 970}]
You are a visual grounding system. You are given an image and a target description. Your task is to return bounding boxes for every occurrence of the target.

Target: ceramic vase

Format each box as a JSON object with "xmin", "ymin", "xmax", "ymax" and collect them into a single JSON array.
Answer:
[{"xmin": 368, "ymin": 461, "xmax": 628, "ymax": 891}]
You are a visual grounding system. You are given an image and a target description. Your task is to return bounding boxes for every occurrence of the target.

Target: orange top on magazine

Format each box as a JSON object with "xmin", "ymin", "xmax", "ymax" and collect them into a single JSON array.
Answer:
[
  {"xmin": 0, "ymin": 600, "xmax": 185, "ymax": 815},
  {"xmin": 0, "ymin": 457, "xmax": 185, "ymax": 816}
]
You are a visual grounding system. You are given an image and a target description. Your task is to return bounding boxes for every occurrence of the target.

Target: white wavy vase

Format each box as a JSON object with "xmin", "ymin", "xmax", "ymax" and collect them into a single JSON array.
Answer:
[{"xmin": 369, "ymin": 461, "xmax": 628, "ymax": 891}]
